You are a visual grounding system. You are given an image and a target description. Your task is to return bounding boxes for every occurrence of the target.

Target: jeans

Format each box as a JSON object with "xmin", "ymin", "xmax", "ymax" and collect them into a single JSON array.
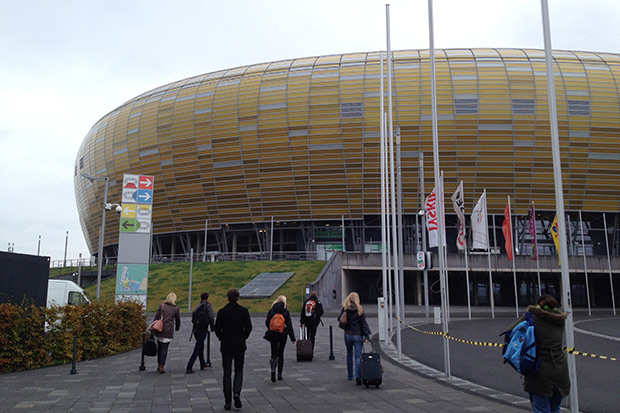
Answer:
[
  {"xmin": 221, "ymin": 350, "xmax": 245, "ymax": 403},
  {"xmin": 186, "ymin": 330, "xmax": 207, "ymax": 370},
  {"xmin": 157, "ymin": 341, "xmax": 170, "ymax": 365},
  {"xmin": 344, "ymin": 334, "xmax": 363, "ymax": 380},
  {"xmin": 530, "ymin": 387, "xmax": 563, "ymax": 413}
]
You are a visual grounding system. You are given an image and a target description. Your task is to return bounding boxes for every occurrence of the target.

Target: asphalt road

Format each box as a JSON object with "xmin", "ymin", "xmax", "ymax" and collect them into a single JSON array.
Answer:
[{"xmin": 400, "ymin": 312, "xmax": 620, "ymax": 413}]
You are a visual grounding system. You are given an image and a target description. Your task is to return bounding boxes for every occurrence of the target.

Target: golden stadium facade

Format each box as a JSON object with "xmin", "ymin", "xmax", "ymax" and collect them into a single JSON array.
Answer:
[{"xmin": 74, "ymin": 48, "xmax": 620, "ymax": 271}]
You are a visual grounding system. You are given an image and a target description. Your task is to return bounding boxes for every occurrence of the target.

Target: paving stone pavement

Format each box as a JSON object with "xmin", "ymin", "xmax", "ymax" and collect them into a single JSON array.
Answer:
[{"xmin": 1, "ymin": 311, "xmax": 528, "ymax": 412}]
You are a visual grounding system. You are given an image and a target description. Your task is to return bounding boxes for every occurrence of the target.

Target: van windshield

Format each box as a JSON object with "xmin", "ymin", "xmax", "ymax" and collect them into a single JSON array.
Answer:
[{"xmin": 68, "ymin": 291, "xmax": 89, "ymax": 306}]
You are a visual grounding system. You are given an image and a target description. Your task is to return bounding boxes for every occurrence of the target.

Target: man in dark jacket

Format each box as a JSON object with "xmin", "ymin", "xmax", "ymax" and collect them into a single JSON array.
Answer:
[
  {"xmin": 300, "ymin": 291, "xmax": 324, "ymax": 351},
  {"xmin": 186, "ymin": 292, "xmax": 215, "ymax": 373},
  {"xmin": 215, "ymin": 289, "xmax": 252, "ymax": 411}
]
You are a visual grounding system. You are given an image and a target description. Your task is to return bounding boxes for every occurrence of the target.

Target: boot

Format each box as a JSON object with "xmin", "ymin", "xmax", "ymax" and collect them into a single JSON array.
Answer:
[
  {"xmin": 157, "ymin": 364, "xmax": 165, "ymax": 374},
  {"xmin": 269, "ymin": 358, "xmax": 277, "ymax": 382},
  {"xmin": 277, "ymin": 358, "xmax": 284, "ymax": 380}
]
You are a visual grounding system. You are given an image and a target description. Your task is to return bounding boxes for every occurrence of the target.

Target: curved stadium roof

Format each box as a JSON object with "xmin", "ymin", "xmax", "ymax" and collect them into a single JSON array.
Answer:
[{"xmin": 74, "ymin": 48, "xmax": 620, "ymax": 255}]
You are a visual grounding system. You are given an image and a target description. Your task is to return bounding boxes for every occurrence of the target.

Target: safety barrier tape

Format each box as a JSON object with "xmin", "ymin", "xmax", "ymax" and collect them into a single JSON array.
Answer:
[{"xmin": 396, "ymin": 317, "xmax": 619, "ymax": 362}]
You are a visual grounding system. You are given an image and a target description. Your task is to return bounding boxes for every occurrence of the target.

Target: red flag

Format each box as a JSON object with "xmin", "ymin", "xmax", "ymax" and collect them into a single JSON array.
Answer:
[{"xmin": 502, "ymin": 201, "xmax": 513, "ymax": 260}]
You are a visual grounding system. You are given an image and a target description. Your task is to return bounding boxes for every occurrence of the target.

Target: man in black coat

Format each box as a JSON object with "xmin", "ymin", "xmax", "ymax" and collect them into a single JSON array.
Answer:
[
  {"xmin": 300, "ymin": 291, "xmax": 324, "ymax": 351},
  {"xmin": 215, "ymin": 288, "xmax": 252, "ymax": 411},
  {"xmin": 186, "ymin": 292, "xmax": 215, "ymax": 373}
]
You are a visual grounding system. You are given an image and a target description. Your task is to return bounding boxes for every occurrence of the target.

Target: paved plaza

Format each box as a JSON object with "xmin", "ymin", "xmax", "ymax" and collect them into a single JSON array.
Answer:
[{"xmin": 1, "ymin": 306, "xmax": 534, "ymax": 413}]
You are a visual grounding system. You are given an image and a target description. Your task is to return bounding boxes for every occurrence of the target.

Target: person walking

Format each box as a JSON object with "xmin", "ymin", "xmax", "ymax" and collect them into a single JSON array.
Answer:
[
  {"xmin": 337, "ymin": 292, "xmax": 371, "ymax": 385},
  {"xmin": 265, "ymin": 295, "xmax": 296, "ymax": 382},
  {"xmin": 186, "ymin": 292, "xmax": 215, "ymax": 374},
  {"xmin": 153, "ymin": 292, "xmax": 181, "ymax": 374},
  {"xmin": 507, "ymin": 294, "xmax": 570, "ymax": 413},
  {"xmin": 300, "ymin": 291, "xmax": 324, "ymax": 351},
  {"xmin": 214, "ymin": 288, "xmax": 252, "ymax": 411}
]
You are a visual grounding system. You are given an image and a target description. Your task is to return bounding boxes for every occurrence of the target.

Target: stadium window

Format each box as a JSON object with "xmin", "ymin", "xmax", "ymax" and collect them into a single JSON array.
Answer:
[
  {"xmin": 454, "ymin": 98, "xmax": 478, "ymax": 114},
  {"xmin": 568, "ymin": 100, "xmax": 590, "ymax": 116},
  {"xmin": 340, "ymin": 102, "xmax": 363, "ymax": 118},
  {"xmin": 512, "ymin": 99, "xmax": 536, "ymax": 115}
]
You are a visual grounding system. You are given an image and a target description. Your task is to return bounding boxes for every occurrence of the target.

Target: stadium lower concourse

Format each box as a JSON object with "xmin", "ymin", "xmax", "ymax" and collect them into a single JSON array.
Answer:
[{"xmin": 74, "ymin": 48, "xmax": 620, "ymax": 308}]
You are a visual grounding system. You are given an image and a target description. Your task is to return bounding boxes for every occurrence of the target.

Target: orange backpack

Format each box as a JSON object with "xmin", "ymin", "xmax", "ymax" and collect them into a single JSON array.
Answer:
[{"xmin": 269, "ymin": 313, "xmax": 285, "ymax": 333}]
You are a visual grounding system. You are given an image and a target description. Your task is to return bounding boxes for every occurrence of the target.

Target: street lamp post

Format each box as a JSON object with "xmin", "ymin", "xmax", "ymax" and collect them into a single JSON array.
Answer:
[{"xmin": 81, "ymin": 173, "xmax": 109, "ymax": 299}]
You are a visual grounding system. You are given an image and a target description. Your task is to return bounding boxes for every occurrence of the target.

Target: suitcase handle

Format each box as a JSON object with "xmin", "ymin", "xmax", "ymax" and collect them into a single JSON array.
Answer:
[{"xmin": 299, "ymin": 326, "xmax": 308, "ymax": 340}]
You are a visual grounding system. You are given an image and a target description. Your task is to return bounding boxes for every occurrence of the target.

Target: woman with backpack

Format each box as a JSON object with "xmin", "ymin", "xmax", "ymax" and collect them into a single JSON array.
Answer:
[
  {"xmin": 264, "ymin": 295, "xmax": 295, "ymax": 382},
  {"xmin": 508, "ymin": 294, "xmax": 569, "ymax": 412},
  {"xmin": 153, "ymin": 292, "xmax": 181, "ymax": 374},
  {"xmin": 337, "ymin": 292, "xmax": 371, "ymax": 385}
]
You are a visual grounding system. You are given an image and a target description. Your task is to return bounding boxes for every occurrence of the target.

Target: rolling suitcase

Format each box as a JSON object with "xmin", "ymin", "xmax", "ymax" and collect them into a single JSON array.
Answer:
[
  {"xmin": 296, "ymin": 326, "xmax": 313, "ymax": 361},
  {"xmin": 360, "ymin": 347, "xmax": 382, "ymax": 388}
]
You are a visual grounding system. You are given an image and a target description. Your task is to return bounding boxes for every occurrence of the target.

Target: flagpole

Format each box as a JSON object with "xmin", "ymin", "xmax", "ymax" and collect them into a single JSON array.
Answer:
[
  {"xmin": 485, "ymin": 190, "xmax": 494, "ymax": 319},
  {"xmin": 440, "ymin": 171, "xmax": 450, "ymax": 323},
  {"xmin": 379, "ymin": 51, "xmax": 390, "ymax": 343},
  {"xmin": 541, "ymin": 1, "xmax": 578, "ymax": 410},
  {"xmin": 427, "ymin": 0, "xmax": 450, "ymax": 379},
  {"xmin": 507, "ymin": 196, "xmax": 518, "ymax": 317},
  {"xmin": 463, "ymin": 182, "xmax": 471, "ymax": 320},
  {"xmin": 384, "ymin": 112, "xmax": 393, "ymax": 335},
  {"xmin": 578, "ymin": 210, "xmax": 591, "ymax": 316},
  {"xmin": 602, "ymin": 213, "xmax": 616, "ymax": 315},
  {"xmin": 419, "ymin": 152, "xmax": 430, "ymax": 324},
  {"xmin": 396, "ymin": 127, "xmax": 406, "ymax": 327},
  {"xmin": 386, "ymin": 3, "xmax": 402, "ymax": 359},
  {"xmin": 532, "ymin": 201, "xmax": 541, "ymax": 297}
]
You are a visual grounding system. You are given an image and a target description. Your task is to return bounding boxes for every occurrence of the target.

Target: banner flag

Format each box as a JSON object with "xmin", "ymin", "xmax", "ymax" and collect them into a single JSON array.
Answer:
[
  {"xmin": 425, "ymin": 187, "xmax": 439, "ymax": 248},
  {"xmin": 529, "ymin": 202, "xmax": 538, "ymax": 260},
  {"xmin": 471, "ymin": 192, "xmax": 488, "ymax": 249},
  {"xmin": 551, "ymin": 214, "xmax": 561, "ymax": 265},
  {"xmin": 451, "ymin": 181, "xmax": 466, "ymax": 250},
  {"xmin": 502, "ymin": 200, "xmax": 513, "ymax": 261}
]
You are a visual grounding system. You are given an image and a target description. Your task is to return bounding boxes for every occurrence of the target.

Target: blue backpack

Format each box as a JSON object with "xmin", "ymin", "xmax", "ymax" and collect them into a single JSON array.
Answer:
[{"xmin": 500, "ymin": 312, "xmax": 540, "ymax": 375}]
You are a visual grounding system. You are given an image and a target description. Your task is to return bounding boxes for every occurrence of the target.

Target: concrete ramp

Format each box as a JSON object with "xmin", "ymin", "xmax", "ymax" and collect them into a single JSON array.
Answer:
[{"xmin": 238, "ymin": 272, "xmax": 294, "ymax": 298}]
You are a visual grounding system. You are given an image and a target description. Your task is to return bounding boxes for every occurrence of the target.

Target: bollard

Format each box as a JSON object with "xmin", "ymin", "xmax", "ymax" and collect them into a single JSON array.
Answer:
[
  {"xmin": 70, "ymin": 335, "xmax": 77, "ymax": 374},
  {"xmin": 329, "ymin": 325, "xmax": 335, "ymax": 360},
  {"xmin": 139, "ymin": 332, "xmax": 146, "ymax": 371},
  {"xmin": 205, "ymin": 331, "xmax": 212, "ymax": 367}
]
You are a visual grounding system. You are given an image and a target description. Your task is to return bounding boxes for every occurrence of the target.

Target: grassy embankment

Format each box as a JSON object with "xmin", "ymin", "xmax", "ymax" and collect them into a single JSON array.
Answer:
[{"xmin": 83, "ymin": 260, "xmax": 326, "ymax": 313}]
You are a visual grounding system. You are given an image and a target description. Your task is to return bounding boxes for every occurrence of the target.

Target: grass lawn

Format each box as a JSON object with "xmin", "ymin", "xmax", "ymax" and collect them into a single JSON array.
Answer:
[{"xmin": 83, "ymin": 260, "xmax": 326, "ymax": 313}]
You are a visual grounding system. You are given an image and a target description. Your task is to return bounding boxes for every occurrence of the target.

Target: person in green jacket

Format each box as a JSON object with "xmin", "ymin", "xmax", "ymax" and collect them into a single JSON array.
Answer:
[{"xmin": 508, "ymin": 294, "xmax": 570, "ymax": 413}]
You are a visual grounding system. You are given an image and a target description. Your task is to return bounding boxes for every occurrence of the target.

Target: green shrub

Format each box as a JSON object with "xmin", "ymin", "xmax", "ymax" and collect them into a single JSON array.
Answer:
[{"xmin": 0, "ymin": 300, "xmax": 144, "ymax": 373}]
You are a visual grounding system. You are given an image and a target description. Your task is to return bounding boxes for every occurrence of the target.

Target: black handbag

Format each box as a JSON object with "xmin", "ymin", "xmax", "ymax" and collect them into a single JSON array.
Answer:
[{"xmin": 143, "ymin": 333, "xmax": 157, "ymax": 357}]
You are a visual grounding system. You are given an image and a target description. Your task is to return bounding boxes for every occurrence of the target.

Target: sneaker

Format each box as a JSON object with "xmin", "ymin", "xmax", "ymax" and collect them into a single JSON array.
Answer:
[
  {"xmin": 186, "ymin": 369, "xmax": 196, "ymax": 374},
  {"xmin": 200, "ymin": 364, "xmax": 208, "ymax": 370},
  {"xmin": 224, "ymin": 402, "xmax": 231, "ymax": 410},
  {"xmin": 233, "ymin": 394, "xmax": 242, "ymax": 408}
]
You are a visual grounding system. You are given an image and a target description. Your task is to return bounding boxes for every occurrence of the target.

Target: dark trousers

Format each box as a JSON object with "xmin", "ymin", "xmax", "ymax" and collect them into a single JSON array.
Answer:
[
  {"xmin": 307, "ymin": 323, "xmax": 318, "ymax": 350},
  {"xmin": 186, "ymin": 330, "xmax": 207, "ymax": 370},
  {"xmin": 221, "ymin": 350, "xmax": 245, "ymax": 403},
  {"xmin": 157, "ymin": 341, "xmax": 170, "ymax": 365},
  {"xmin": 269, "ymin": 334, "xmax": 288, "ymax": 373}
]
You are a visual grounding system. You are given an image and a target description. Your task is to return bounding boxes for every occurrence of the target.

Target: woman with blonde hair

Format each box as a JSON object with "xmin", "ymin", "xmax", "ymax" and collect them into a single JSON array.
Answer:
[
  {"xmin": 153, "ymin": 292, "xmax": 181, "ymax": 373},
  {"xmin": 337, "ymin": 292, "xmax": 371, "ymax": 385},
  {"xmin": 264, "ymin": 295, "xmax": 295, "ymax": 382}
]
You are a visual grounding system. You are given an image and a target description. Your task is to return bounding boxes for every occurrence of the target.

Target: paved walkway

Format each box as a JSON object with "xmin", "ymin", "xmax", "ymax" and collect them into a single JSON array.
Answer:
[{"xmin": 1, "ymin": 310, "xmax": 527, "ymax": 412}]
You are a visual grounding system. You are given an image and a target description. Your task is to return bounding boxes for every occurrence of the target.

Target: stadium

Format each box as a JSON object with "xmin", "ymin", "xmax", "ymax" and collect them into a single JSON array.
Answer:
[{"xmin": 74, "ymin": 48, "xmax": 620, "ymax": 308}]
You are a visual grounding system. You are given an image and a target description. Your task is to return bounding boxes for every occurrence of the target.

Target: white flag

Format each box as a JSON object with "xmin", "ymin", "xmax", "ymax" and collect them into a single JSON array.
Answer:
[
  {"xmin": 425, "ymin": 187, "xmax": 439, "ymax": 248},
  {"xmin": 425, "ymin": 175, "xmax": 446, "ymax": 249},
  {"xmin": 451, "ymin": 181, "xmax": 466, "ymax": 250},
  {"xmin": 471, "ymin": 192, "xmax": 488, "ymax": 250}
]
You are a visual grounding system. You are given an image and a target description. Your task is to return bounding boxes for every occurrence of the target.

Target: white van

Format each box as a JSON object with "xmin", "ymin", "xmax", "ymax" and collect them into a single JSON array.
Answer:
[{"xmin": 47, "ymin": 279, "xmax": 90, "ymax": 308}]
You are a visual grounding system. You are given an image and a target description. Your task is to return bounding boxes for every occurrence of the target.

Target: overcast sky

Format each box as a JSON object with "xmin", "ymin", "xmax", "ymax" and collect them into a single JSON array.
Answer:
[{"xmin": 1, "ymin": 0, "xmax": 619, "ymax": 264}]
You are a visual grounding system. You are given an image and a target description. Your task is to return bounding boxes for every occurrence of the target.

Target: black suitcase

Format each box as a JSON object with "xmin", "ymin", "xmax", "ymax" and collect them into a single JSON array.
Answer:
[
  {"xmin": 360, "ymin": 350, "xmax": 382, "ymax": 388},
  {"xmin": 296, "ymin": 326, "xmax": 313, "ymax": 361}
]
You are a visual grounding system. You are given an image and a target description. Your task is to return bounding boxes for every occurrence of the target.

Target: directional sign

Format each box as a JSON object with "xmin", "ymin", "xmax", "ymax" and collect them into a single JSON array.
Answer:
[
  {"xmin": 122, "ymin": 188, "xmax": 137, "ymax": 203},
  {"xmin": 136, "ymin": 219, "xmax": 151, "ymax": 233},
  {"xmin": 123, "ymin": 174, "xmax": 139, "ymax": 189},
  {"xmin": 120, "ymin": 218, "xmax": 137, "ymax": 232},
  {"xmin": 136, "ymin": 204, "xmax": 152, "ymax": 219},
  {"xmin": 139, "ymin": 175, "xmax": 154, "ymax": 189},
  {"xmin": 121, "ymin": 204, "xmax": 136, "ymax": 218},
  {"xmin": 136, "ymin": 189, "xmax": 152, "ymax": 204}
]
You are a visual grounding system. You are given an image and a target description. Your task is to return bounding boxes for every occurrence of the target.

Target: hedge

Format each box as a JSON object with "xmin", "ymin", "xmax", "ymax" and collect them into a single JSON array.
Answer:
[{"xmin": 0, "ymin": 300, "xmax": 145, "ymax": 373}]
